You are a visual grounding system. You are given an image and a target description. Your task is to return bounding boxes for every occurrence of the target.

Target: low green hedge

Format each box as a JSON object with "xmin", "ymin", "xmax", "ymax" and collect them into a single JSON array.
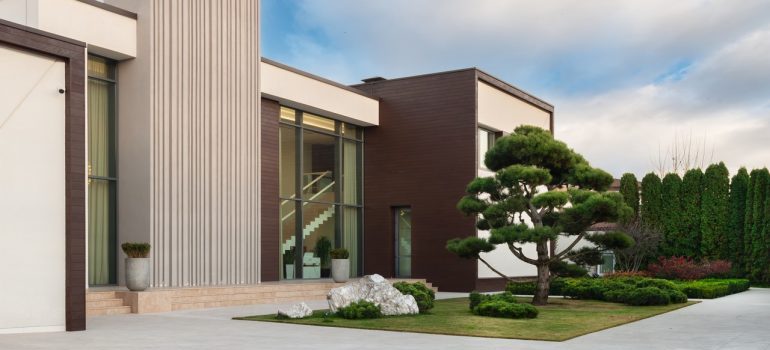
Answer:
[
  {"xmin": 469, "ymin": 291, "xmax": 538, "ymax": 319},
  {"xmin": 337, "ymin": 301, "xmax": 381, "ymax": 319},
  {"xmin": 673, "ymin": 279, "xmax": 750, "ymax": 299},
  {"xmin": 506, "ymin": 277, "xmax": 750, "ymax": 304},
  {"xmin": 393, "ymin": 282, "xmax": 435, "ymax": 313}
]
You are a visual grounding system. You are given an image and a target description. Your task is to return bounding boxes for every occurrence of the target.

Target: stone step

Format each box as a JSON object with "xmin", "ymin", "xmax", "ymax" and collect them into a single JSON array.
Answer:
[
  {"xmin": 171, "ymin": 295, "xmax": 328, "ymax": 311},
  {"xmin": 87, "ymin": 306, "xmax": 132, "ymax": 317},
  {"xmin": 87, "ymin": 298, "xmax": 125, "ymax": 308},
  {"xmin": 86, "ymin": 291, "xmax": 117, "ymax": 301}
]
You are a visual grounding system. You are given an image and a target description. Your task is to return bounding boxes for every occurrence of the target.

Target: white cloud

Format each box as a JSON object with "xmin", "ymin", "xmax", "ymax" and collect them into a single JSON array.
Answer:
[{"xmin": 270, "ymin": 0, "xmax": 770, "ymax": 178}]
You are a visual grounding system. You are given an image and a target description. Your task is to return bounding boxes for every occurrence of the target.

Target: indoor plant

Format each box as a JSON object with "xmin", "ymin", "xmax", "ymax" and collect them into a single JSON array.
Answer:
[
  {"xmin": 283, "ymin": 247, "xmax": 295, "ymax": 279},
  {"xmin": 330, "ymin": 248, "xmax": 350, "ymax": 283},
  {"xmin": 121, "ymin": 242, "xmax": 151, "ymax": 291},
  {"xmin": 314, "ymin": 237, "xmax": 332, "ymax": 278}
]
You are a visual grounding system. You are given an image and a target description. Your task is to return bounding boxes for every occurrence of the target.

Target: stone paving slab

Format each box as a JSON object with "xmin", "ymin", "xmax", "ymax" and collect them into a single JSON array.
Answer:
[{"xmin": 1, "ymin": 288, "xmax": 769, "ymax": 350}]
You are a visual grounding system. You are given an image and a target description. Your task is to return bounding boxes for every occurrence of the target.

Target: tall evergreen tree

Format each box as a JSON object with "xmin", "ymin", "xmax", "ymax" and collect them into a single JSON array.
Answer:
[
  {"xmin": 680, "ymin": 169, "xmax": 704, "ymax": 258},
  {"xmin": 660, "ymin": 173, "xmax": 683, "ymax": 256},
  {"xmin": 701, "ymin": 163, "xmax": 730, "ymax": 259},
  {"xmin": 728, "ymin": 168, "xmax": 750, "ymax": 271},
  {"xmin": 748, "ymin": 169, "xmax": 770, "ymax": 282},
  {"xmin": 640, "ymin": 173, "xmax": 663, "ymax": 229},
  {"xmin": 744, "ymin": 170, "xmax": 758, "ymax": 275},
  {"xmin": 619, "ymin": 173, "xmax": 640, "ymax": 219}
]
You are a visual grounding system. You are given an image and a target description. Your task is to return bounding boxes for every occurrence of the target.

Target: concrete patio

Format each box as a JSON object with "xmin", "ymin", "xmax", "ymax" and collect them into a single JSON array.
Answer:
[{"xmin": 2, "ymin": 289, "xmax": 769, "ymax": 350}]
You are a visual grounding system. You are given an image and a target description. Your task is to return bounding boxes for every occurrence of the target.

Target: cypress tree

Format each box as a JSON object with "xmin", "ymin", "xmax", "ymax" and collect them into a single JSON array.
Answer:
[
  {"xmin": 640, "ymin": 173, "xmax": 663, "ymax": 229},
  {"xmin": 744, "ymin": 170, "xmax": 758, "ymax": 276},
  {"xmin": 660, "ymin": 173, "xmax": 683, "ymax": 257},
  {"xmin": 680, "ymin": 169, "xmax": 704, "ymax": 258},
  {"xmin": 619, "ymin": 173, "xmax": 640, "ymax": 219},
  {"xmin": 749, "ymin": 169, "xmax": 770, "ymax": 282},
  {"xmin": 701, "ymin": 163, "xmax": 730, "ymax": 259},
  {"xmin": 728, "ymin": 168, "xmax": 749, "ymax": 272}
]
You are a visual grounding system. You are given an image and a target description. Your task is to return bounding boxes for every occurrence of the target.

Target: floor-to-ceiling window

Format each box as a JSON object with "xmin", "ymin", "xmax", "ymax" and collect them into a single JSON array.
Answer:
[
  {"xmin": 87, "ymin": 55, "xmax": 117, "ymax": 285},
  {"xmin": 279, "ymin": 106, "xmax": 363, "ymax": 279},
  {"xmin": 395, "ymin": 207, "xmax": 412, "ymax": 278}
]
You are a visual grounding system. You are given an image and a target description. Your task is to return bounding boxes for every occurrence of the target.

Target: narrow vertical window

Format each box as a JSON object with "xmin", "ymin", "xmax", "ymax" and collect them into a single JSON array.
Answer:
[
  {"xmin": 87, "ymin": 55, "xmax": 117, "ymax": 286},
  {"xmin": 395, "ymin": 207, "xmax": 412, "ymax": 278}
]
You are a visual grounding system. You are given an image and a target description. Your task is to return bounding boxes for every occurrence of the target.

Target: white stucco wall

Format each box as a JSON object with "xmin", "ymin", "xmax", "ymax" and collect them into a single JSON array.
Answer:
[
  {"xmin": 0, "ymin": 0, "xmax": 136, "ymax": 59},
  {"xmin": 477, "ymin": 80, "xmax": 551, "ymax": 133},
  {"xmin": 261, "ymin": 61, "xmax": 379, "ymax": 126},
  {"xmin": 0, "ymin": 44, "xmax": 66, "ymax": 334}
]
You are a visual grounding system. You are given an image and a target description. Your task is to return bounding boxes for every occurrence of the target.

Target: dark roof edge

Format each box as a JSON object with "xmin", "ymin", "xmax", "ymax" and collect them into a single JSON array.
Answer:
[
  {"xmin": 261, "ymin": 57, "xmax": 378, "ymax": 101},
  {"xmin": 475, "ymin": 69, "xmax": 554, "ymax": 113},
  {"xmin": 0, "ymin": 18, "xmax": 86, "ymax": 47},
  {"xmin": 351, "ymin": 67, "xmax": 477, "ymax": 87},
  {"xmin": 76, "ymin": 0, "xmax": 137, "ymax": 19}
]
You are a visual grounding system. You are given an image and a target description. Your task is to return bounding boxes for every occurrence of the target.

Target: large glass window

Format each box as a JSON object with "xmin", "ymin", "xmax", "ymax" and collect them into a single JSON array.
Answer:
[
  {"xmin": 279, "ymin": 107, "xmax": 363, "ymax": 279},
  {"xmin": 87, "ymin": 55, "xmax": 117, "ymax": 286},
  {"xmin": 395, "ymin": 207, "xmax": 412, "ymax": 278}
]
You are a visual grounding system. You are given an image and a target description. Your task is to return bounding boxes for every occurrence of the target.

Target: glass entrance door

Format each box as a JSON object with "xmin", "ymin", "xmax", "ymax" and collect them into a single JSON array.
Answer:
[{"xmin": 395, "ymin": 207, "xmax": 412, "ymax": 278}]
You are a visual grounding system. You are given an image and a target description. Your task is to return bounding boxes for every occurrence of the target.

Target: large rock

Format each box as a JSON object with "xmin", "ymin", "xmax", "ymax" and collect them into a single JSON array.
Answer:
[
  {"xmin": 277, "ymin": 302, "xmax": 313, "ymax": 319},
  {"xmin": 327, "ymin": 274, "xmax": 419, "ymax": 316}
]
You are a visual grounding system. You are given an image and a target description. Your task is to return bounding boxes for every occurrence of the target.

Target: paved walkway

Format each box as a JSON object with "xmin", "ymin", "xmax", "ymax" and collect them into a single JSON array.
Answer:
[{"xmin": 2, "ymin": 289, "xmax": 769, "ymax": 350}]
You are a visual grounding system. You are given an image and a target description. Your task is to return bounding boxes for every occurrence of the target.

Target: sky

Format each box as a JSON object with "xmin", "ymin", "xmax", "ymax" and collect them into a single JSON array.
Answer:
[{"xmin": 261, "ymin": 0, "xmax": 770, "ymax": 178}]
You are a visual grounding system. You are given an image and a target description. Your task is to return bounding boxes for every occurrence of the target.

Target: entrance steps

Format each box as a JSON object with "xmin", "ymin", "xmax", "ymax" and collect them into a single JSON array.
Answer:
[{"xmin": 86, "ymin": 278, "xmax": 436, "ymax": 316}]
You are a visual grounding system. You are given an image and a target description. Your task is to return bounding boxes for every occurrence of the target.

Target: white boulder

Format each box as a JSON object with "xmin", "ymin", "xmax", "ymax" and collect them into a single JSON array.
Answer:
[
  {"xmin": 277, "ymin": 302, "xmax": 313, "ymax": 319},
  {"xmin": 327, "ymin": 274, "xmax": 419, "ymax": 316}
]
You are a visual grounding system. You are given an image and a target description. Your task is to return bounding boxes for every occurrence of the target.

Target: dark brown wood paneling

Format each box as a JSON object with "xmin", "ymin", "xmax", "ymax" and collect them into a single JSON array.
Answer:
[
  {"xmin": 260, "ymin": 98, "xmax": 280, "ymax": 281},
  {"xmin": 475, "ymin": 276, "xmax": 536, "ymax": 292},
  {"xmin": 356, "ymin": 70, "xmax": 479, "ymax": 292},
  {"xmin": 0, "ymin": 19, "xmax": 87, "ymax": 331}
]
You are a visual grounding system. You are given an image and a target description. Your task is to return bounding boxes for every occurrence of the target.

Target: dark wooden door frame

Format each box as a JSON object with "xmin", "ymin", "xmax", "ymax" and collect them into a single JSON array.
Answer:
[{"xmin": 0, "ymin": 19, "xmax": 87, "ymax": 331}]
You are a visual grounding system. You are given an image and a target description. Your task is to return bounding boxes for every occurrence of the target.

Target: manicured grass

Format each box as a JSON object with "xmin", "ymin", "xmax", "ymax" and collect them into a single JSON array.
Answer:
[{"xmin": 234, "ymin": 297, "xmax": 696, "ymax": 341}]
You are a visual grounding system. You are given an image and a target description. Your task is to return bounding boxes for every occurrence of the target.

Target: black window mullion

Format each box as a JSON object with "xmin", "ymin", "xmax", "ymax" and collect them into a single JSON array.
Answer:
[{"xmin": 294, "ymin": 110, "xmax": 303, "ymax": 278}]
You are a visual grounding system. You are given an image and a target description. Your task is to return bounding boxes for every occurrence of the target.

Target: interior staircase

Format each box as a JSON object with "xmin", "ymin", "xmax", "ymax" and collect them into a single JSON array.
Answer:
[{"xmin": 281, "ymin": 206, "xmax": 335, "ymax": 252}]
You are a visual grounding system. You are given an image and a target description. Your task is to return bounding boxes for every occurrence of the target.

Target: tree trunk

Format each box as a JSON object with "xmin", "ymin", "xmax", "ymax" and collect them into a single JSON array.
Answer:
[{"xmin": 533, "ymin": 263, "xmax": 550, "ymax": 305}]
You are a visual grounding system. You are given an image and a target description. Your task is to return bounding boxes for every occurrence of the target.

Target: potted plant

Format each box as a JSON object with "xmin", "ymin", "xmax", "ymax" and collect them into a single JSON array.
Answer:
[
  {"xmin": 283, "ymin": 247, "xmax": 295, "ymax": 279},
  {"xmin": 314, "ymin": 237, "xmax": 332, "ymax": 278},
  {"xmin": 121, "ymin": 242, "xmax": 151, "ymax": 291},
  {"xmin": 330, "ymin": 248, "xmax": 350, "ymax": 283}
]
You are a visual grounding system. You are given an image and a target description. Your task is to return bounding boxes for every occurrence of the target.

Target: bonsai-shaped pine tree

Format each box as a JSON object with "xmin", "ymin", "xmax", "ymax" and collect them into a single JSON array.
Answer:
[{"xmin": 446, "ymin": 126, "xmax": 633, "ymax": 305}]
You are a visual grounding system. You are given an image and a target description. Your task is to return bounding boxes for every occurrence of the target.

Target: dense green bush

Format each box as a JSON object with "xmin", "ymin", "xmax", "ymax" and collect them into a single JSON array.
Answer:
[
  {"xmin": 336, "ymin": 301, "xmax": 381, "ymax": 319},
  {"xmin": 674, "ymin": 279, "xmax": 750, "ymax": 299},
  {"xmin": 393, "ymin": 282, "xmax": 435, "ymax": 313},
  {"xmin": 473, "ymin": 300, "xmax": 539, "ymax": 319},
  {"xmin": 625, "ymin": 287, "xmax": 671, "ymax": 306},
  {"xmin": 469, "ymin": 292, "xmax": 538, "ymax": 319}
]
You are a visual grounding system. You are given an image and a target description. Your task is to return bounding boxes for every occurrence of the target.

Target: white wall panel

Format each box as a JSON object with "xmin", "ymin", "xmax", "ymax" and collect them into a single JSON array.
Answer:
[{"xmin": 0, "ymin": 44, "xmax": 66, "ymax": 333}]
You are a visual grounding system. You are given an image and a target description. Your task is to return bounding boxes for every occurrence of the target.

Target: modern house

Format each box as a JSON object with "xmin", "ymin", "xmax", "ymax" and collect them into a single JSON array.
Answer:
[{"xmin": 0, "ymin": 0, "xmax": 554, "ymax": 334}]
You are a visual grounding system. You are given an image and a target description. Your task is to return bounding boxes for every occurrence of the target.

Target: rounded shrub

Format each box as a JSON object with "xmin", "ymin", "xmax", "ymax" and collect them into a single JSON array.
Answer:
[
  {"xmin": 666, "ymin": 289, "xmax": 688, "ymax": 304},
  {"xmin": 337, "ymin": 301, "xmax": 382, "ymax": 319},
  {"xmin": 626, "ymin": 287, "xmax": 671, "ymax": 306},
  {"xmin": 473, "ymin": 300, "xmax": 538, "ymax": 319},
  {"xmin": 393, "ymin": 282, "xmax": 435, "ymax": 313}
]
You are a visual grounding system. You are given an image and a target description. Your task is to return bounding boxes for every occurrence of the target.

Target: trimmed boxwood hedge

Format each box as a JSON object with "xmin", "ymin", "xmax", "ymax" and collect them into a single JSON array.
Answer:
[
  {"xmin": 469, "ymin": 291, "xmax": 538, "ymax": 319},
  {"xmin": 674, "ymin": 279, "xmax": 750, "ymax": 299},
  {"xmin": 337, "ymin": 301, "xmax": 382, "ymax": 319},
  {"xmin": 393, "ymin": 281, "xmax": 435, "ymax": 313},
  {"xmin": 506, "ymin": 277, "xmax": 750, "ymax": 304}
]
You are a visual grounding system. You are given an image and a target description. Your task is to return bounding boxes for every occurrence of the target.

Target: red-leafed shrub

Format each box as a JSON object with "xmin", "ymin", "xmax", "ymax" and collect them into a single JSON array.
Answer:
[
  {"xmin": 604, "ymin": 271, "xmax": 651, "ymax": 278},
  {"xmin": 702, "ymin": 260, "xmax": 732, "ymax": 278},
  {"xmin": 647, "ymin": 256, "xmax": 706, "ymax": 280},
  {"xmin": 647, "ymin": 257, "xmax": 733, "ymax": 280}
]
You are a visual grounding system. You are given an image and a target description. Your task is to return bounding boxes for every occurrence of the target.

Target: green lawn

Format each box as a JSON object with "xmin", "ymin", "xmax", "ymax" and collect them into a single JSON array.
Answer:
[{"xmin": 234, "ymin": 297, "xmax": 696, "ymax": 341}]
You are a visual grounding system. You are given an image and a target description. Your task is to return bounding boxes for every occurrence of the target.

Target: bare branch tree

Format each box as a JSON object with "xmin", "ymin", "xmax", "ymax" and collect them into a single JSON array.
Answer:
[
  {"xmin": 614, "ymin": 219, "xmax": 661, "ymax": 272},
  {"xmin": 653, "ymin": 131, "xmax": 715, "ymax": 177}
]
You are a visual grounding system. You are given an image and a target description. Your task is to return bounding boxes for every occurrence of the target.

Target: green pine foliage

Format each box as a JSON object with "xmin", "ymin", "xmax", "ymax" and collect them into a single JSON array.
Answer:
[
  {"xmin": 748, "ymin": 169, "xmax": 770, "ymax": 282},
  {"xmin": 743, "ymin": 170, "xmax": 758, "ymax": 276},
  {"xmin": 619, "ymin": 173, "xmax": 640, "ymax": 219},
  {"xmin": 728, "ymin": 168, "xmax": 750, "ymax": 272},
  {"xmin": 660, "ymin": 173, "xmax": 683, "ymax": 257},
  {"xmin": 700, "ymin": 163, "xmax": 730, "ymax": 259},
  {"xmin": 680, "ymin": 169, "xmax": 704, "ymax": 258},
  {"xmin": 640, "ymin": 173, "xmax": 663, "ymax": 229}
]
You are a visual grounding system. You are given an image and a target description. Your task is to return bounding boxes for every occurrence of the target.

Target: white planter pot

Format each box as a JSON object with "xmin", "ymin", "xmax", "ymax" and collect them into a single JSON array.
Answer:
[
  {"xmin": 125, "ymin": 258, "xmax": 150, "ymax": 291},
  {"xmin": 331, "ymin": 259, "xmax": 349, "ymax": 283},
  {"xmin": 285, "ymin": 264, "xmax": 295, "ymax": 279}
]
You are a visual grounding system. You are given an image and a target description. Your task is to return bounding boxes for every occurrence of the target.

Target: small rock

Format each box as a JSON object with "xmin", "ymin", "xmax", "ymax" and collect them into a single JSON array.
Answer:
[
  {"xmin": 327, "ymin": 274, "xmax": 419, "ymax": 316},
  {"xmin": 277, "ymin": 302, "xmax": 313, "ymax": 319}
]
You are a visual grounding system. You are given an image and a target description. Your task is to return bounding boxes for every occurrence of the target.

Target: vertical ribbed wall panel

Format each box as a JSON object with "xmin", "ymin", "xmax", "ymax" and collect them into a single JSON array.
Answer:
[{"xmin": 149, "ymin": 0, "xmax": 260, "ymax": 287}]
